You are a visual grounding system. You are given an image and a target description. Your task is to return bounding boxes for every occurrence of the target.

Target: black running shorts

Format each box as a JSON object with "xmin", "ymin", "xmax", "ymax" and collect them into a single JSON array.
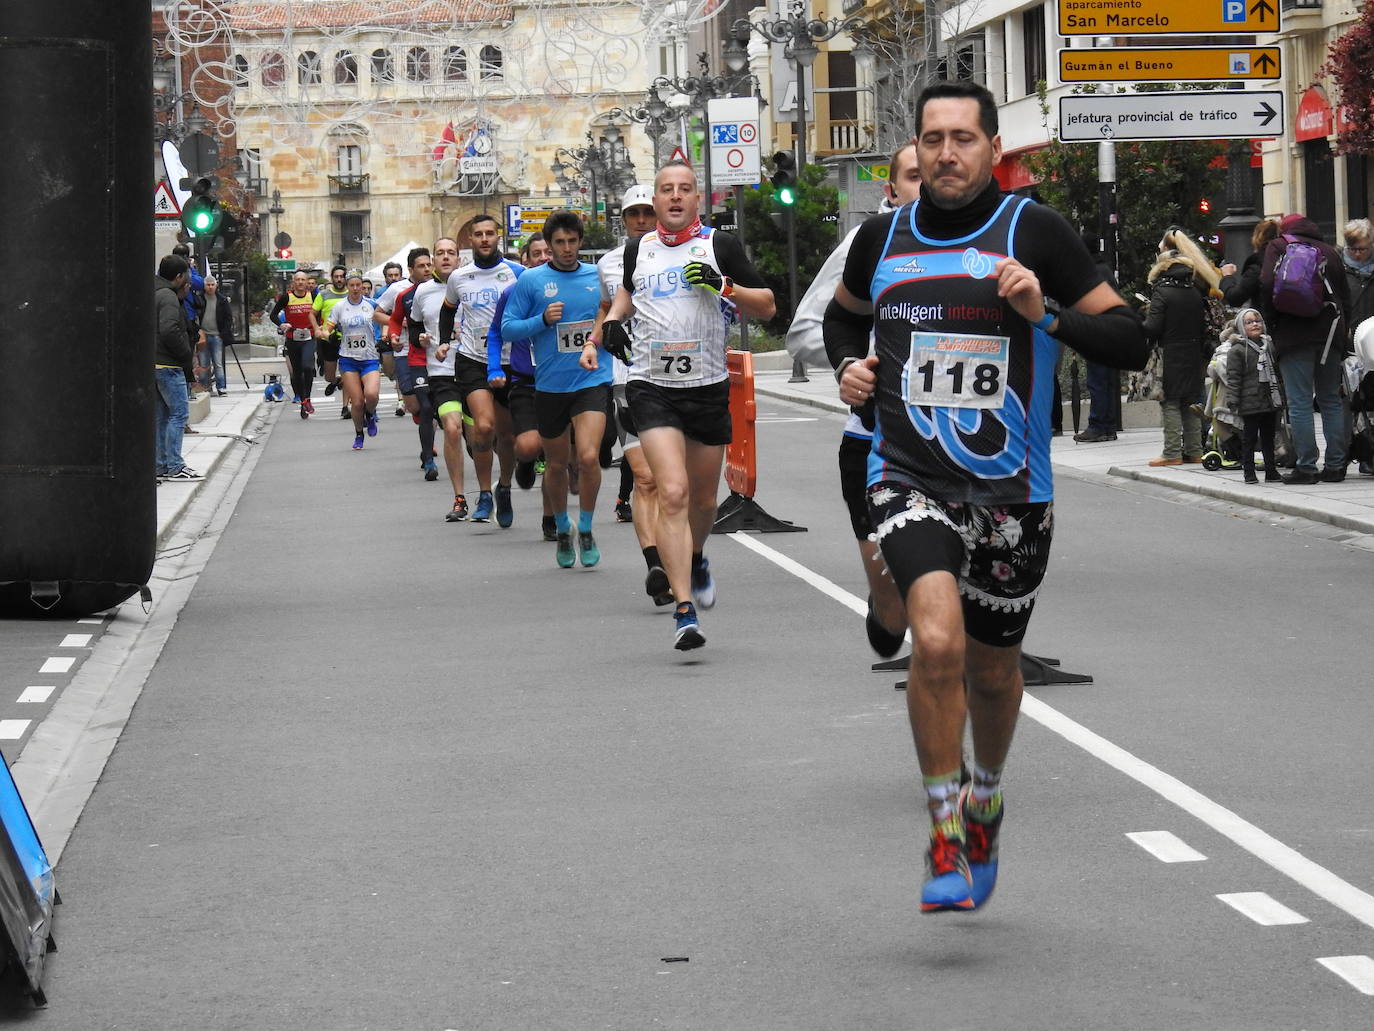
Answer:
[
  {"xmin": 625, "ymin": 379, "xmax": 731, "ymax": 447},
  {"xmin": 838, "ymin": 433, "xmax": 873, "ymax": 541},
  {"xmin": 536, "ymin": 384, "xmax": 610, "ymax": 440}
]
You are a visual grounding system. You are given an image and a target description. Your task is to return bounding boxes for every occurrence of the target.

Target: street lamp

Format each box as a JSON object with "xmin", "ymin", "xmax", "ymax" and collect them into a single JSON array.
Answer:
[
  {"xmin": 550, "ymin": 120, "xmax": 637, "ymax": 223},
  {"xmin": 732, "ymin": 1, "xmax": 865, "ymax": 169}
]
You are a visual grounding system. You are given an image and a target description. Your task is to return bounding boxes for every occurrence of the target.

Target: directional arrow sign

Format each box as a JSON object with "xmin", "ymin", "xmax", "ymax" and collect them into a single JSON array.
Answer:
[
  {"xmin": 1059, "ymin": 0, "xmax": 1280, "ymax": 36},
  {"xmin": 1058, "ymin": 46, "xmax": 1282, "ymax": 82},
  {"xmin": 1059, "ymin": 90, "xmax": 1284, "ymax": 142}
]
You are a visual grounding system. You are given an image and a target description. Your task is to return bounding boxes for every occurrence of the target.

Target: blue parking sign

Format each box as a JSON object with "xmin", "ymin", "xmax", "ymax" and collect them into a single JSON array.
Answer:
[
  {"xmin": 1223, "ymin": 0, "xmax": 1244, "ymax": 21},
  {"xmin": 712, "ymin": 124, "xmax": 739, "ymax": 145}
]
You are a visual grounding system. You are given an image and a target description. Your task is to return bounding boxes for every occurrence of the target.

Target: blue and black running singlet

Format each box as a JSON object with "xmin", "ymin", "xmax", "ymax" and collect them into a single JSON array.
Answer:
[{"xmin": 865, "ymin": 195, "xmax": 1060, "ymax": 506}]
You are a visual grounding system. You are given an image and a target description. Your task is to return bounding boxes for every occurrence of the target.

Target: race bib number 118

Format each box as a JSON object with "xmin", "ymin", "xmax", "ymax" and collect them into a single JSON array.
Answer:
[{"xmin": 904, "ymin": 332, "xmax": 1009, "ymax": 410}]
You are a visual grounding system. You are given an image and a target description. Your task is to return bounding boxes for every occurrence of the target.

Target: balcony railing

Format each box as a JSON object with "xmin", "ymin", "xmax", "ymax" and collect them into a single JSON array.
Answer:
[
  {"xmin": 827, "ymin": 121, "xmax": 864, "ymax": 154},
  {"xmin": 328, "ymin": 173, "xmax": 370, "ymax": 195}
]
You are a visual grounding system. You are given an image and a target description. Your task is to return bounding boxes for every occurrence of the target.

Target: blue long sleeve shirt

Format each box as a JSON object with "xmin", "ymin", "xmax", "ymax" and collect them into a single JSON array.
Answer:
[
  {"xmin": 487, "ymin": 284, "xmax": 534, "ymax": 380},
  {"xmin": 500, "ymin": 262, "xmax": 610, "ymax": 394}
]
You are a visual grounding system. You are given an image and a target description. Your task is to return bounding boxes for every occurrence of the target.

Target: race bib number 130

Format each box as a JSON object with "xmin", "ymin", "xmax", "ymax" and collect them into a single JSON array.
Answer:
[{"xmin": 904, "ymin": 332, "xmax": 1009, "ymax": 410}]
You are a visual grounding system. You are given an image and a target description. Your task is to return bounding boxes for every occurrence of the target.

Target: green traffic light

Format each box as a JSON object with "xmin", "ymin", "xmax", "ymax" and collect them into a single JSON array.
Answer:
[
  {"xmin": 191, "ymin": 209, "xmax": 213, "ymax": 231},
  {"xmin": 777, "ymin": 185, "xmax": 796, "ymax": 206}
]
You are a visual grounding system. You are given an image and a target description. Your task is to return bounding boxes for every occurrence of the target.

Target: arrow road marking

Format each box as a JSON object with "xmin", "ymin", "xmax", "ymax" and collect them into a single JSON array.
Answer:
[{"xmin": 728, "ymin": 530, "xmax": 1374, "ymax": 933}]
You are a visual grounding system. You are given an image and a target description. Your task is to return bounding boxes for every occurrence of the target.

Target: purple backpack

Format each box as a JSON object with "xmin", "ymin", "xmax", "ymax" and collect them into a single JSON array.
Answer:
[{"xmin": 1271, "ymin": 234, "xmax": 1329, "ymax": 318}]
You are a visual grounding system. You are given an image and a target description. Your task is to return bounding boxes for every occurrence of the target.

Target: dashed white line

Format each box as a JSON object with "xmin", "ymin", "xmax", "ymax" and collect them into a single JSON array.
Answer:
[
  {"xmin": 59, "ymin": 634, "xmax": 92, "ymax": 648},
  {"xmin": 1317, "ymin": 956, "xmax": 1374, "ymax": 995},
  {"xmin": 728, "ymin": 531, "xmax": 1374, "ymax": 932},
  {"xmin": 17, "ymin": 687, "xmax": 55, "ymax": 704},
  {"xmin": 75, "ymin": 618, "xmax": 104, "ymax": 625},
  {"xmin": 37, "ymin": 657, "xmax": 74, "ymax": 675},
  {"xmin": 1126, "ymin": 830, "xmax": 1207, "ymax": 863},
  {"xmin": 0, "ymin": 720, "xmax": 32, "ymax": 740},
  {"xmin": 1217, "ymin": 892, "xmax": 1308, "ymax": 926}
]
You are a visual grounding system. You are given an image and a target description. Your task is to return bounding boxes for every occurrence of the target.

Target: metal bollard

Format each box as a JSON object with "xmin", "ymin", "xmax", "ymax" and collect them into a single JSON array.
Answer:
[{"xmin": 788, "ymin": 358, "xmax": 809, "ymax": 383}]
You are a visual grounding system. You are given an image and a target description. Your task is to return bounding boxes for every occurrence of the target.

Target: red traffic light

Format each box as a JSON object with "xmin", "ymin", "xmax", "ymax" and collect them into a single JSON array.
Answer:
[
  {"xmin": 1199, "ymin": 198, "xmax": 1211, "ymax": 214},
  {"xmin": 276, "ymin": 247, "xmax": 293, "ymax": 259}
]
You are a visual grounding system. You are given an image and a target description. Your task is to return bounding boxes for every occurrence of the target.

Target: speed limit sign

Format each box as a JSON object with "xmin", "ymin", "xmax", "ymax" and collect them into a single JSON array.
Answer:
[{"xmin": 740, "ymin": 122, "xmax": 757, "ymax": 144}]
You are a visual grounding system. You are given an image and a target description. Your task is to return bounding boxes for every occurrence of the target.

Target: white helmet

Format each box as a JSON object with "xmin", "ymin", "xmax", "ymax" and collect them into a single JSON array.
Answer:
[{"xmin": 621, "ymin": 185, "xmax": 654, "ymax": 212}]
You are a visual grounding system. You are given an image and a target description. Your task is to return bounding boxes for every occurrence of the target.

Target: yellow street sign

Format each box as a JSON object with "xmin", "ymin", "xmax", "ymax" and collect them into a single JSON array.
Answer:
[
  {"xmin": 1059, "ymin": 46, "xmax": 1281, "ymax": 82},
  {"xmin": 1058, "ymin": 0, "xmax": 1280, "ymax": 37}
]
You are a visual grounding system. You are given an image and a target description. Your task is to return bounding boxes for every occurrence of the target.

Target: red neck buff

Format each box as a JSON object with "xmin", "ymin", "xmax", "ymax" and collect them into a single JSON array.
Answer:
[{"xmin": 657, "ymin": 218, "xmax": 703, "ymax": 247}]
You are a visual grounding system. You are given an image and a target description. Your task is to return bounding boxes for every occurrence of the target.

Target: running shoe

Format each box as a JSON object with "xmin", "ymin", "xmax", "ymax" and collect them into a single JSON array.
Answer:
[
  {"xmin": 339, "ymin": 405, "xmax": 351, "ymax": 419},
  {"xmin": 292, "ymin": 394, "xmax": 300, "ymax": 404},
  {"xmin": 471, "ymin": 490, "xmax": 494, "ymax": 523},
  {"xmin": 534, "ymin": 459, "xmax": 546, "ymax": 478},
  {"xmin": 959, "ymin": 784, "xmax": 1002, "ymax": 910},
  {"xmin": 395, "ymin": 404, "xmax": 406, "ymax": 417},
  {"xmin": 324, "ymin": 380, "xmax": 337, "ymax": 396},
  {"xmin": 691, "ymin": 557, "xmax": 716, "ymax": 610},
  {"xmin": 302, "ymin": 397, "xmax": 315, "ymax": 417},
  {"xmin": 578, "ymin": 530, "xmax": 600, "ymax": 567},
  {"xmin": 365, "ymin": 412, "xmax": 379, "ymax": 437},
  {"xmin": 494, "ymin": 484, "xmax": 514, "ymax": 528},
  {"xmin": 555, "ymin": 531, "xmax": 576, "ymax": 568},
  {"xmin": 645, "ymin": 565, "xmax": 673, "ymax": 606},
  {"xmin": 615, "ymin": 498, "xmax": 633, "ymax": 523},
  {"xmin": 445, "ymin": 495, "xmax": 469, "ymax": 522},
  {"xmin": 673, "ymin": 602, "xmax": 705, "ymax": 651},
  {"xmin": 920, "ymin": 826, "xmax": 975, "ymax": 913},
  {"xmin": 514, "ymin": 460, "xmax": 537, "ymax": 490},
  {"xmin": 352, "ymin": 434, "xmax": 364, "ymax": 450},
  {"xmin": 866, "ymin": 595, "xmax": 905, "ymax": 658},
  {"xmin": 542, "ymin": 515, "xmax": 558, "ymax": 542},
  {"xmin": 300, "ymin": 404, "xmax": 308, "ymax": 420},
  {"xmin": 165, "ymin": 466, "xmax": 203, "ymax": 481},
  {"xmin": 423, "ymin": 459, "xmax": 439, "ymax": 482}
]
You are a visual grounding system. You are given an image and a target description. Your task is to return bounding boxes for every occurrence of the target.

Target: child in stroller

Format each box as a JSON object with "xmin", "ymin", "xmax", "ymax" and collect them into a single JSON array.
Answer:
[{"xmin": 1349, "ymin": 316, "xmax": 1374, "ymax": 476}]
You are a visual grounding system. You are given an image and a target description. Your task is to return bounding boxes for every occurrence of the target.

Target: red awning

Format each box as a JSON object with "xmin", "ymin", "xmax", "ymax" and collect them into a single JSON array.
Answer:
[
  {"xmin": 1295, "ymin": 85, "xmax": 1334, "ymax": 142},
  {"xmin": 993, "ymin": 147, "xmax": 1041, "ymax": 191}
]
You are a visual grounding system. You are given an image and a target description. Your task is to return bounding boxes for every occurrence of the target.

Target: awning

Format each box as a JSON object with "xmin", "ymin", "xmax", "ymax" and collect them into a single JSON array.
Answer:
[{"xmin": 1295, "ymin": 85, "xmax": 1333, "ymax": 143}]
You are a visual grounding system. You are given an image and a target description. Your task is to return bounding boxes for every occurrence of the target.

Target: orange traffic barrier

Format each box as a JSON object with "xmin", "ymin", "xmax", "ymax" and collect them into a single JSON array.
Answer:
[{"xmin": 724, "ymin": 348, "xmax": 757, "ymax": 499}]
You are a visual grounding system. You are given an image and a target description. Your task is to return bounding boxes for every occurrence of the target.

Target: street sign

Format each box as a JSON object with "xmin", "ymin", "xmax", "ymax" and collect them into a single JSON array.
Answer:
[
  {"xmin": 856, "ymin": 163, "xmax": 890, "ymax": 182},
  {"xmin": 707, "ymin": 97, "xmax": 762, "ymax": 187},
  {"xmin": 1058, "ymin": 0, "xmax": 1280, "ymax": 36},
  {"xmin": 177, "ymin": 131, "xmax": 220, "ymax": 177},
  {"xmin": 1058, "ymin": 46, "xmax": 1281, "ymax": 82},
  {"xmin": 268, "ymin": 258, "xmax": 297, "ymax": 272},
  {"xmin": 506, "ymin": 203, "xmax": 521, "ymax": 233},
  {"xmin": 1059, "ymin": 90, "xmax": 1284, "ymax": 141},
  {"xmin": 669, "ymin": 145, "xmax": 691, "ymax": 166},
  {"xmin": 154, "ymin": 181, "xmax": 180, "ymax": 218},
  {"xmin": 460, "ymin": 155, "xmax": 498, "ymax": 174}
]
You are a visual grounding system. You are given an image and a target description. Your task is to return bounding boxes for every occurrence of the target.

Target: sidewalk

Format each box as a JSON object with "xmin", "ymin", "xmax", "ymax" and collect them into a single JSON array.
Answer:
[{"xmin": 753, "ymin": 365, "xmax": 1374, "ymax": 539}]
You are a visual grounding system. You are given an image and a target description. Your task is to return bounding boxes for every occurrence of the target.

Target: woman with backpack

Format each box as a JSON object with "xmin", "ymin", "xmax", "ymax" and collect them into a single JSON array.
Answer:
[
  {"xmin": 1220, "ymin": 218, "xmax": 1279, "ymax": 309},
  {"xmin": 1259, "ymin": 213, "xmax": 1352, "ymax": 484},
  {"xmin": 1143, "ymin": 235, "xmax": 1213, "ymax": 466}
]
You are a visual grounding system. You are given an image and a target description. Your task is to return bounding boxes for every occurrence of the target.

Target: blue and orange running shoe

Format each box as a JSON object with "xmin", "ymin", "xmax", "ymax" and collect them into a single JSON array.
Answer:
[
  {"xmin": 959, "ymin": 784, "xmax": 1002, "ymax": 910},
  {"xmin": 920, "ymin": 824, "xmax": 975, "ymax": 913}
]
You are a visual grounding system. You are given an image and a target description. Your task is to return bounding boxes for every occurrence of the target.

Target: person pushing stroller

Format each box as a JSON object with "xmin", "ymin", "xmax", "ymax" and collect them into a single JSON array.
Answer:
[{"xmin": 1224, "ymin": 308, "xmax": 1285, "ymax": 484}]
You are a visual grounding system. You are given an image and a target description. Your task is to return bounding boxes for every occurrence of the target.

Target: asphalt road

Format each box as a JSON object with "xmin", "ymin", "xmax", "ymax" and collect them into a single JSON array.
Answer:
[{"xmin": 4, "ymin": 396, "xmax": 1372, "ymax": 1028}]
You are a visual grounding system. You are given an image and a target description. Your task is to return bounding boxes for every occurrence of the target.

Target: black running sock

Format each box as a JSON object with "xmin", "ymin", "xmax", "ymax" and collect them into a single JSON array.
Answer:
[
  {"xmin": 643, "ymin": 546, "xmax": 662, "ymax": 571},
  {"xmin": 691, "ymin": 551, "xmax": 704, "ymax": 574}
]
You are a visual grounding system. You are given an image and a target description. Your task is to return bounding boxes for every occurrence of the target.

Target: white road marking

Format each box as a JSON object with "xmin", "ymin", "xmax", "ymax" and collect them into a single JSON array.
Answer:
[
  {"xmin": 59, "ymin": 634, "xmax": 92, "ymax": 648},
  {"xmin": 38, "ymin": 657, "xmax": 74, "ymax": 674},
  {"xmin": 17, "ymin": 686, "xmax": 55, "ymax": 704},
  {"xmin": 1216, "ymin": 892, "xmax": 1308, "ymax": 926},
  {"xmin": 76, "ymin": 618, "xmax": 104, "ymax": 625},
  {"xmin": 1126, "ymin": 830, "xmax": 1206, "ymax": 863},
  {"xmin": 0, "ymin": 720, "xmax": 31, "ymax": 740},
  {"xmin": 755, "ymin": 417, "xmax": 818, "ymax": 424},
  {"xmin": 728, "ymin": 531, "xmax": 1374, "ymax": 932},
  {"xmin": 1317, "ymin": 956, "xmax": 1374, "ymax": 995}
]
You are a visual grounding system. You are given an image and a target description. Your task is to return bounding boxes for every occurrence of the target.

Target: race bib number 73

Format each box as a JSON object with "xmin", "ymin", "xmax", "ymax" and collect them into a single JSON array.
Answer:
[{"xmin": 904, "ymin": 332, "xmax": 1009, "ymax": 410}]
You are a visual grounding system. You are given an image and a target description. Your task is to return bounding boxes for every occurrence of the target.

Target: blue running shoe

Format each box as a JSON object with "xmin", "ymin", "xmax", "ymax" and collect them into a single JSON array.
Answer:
[
  {"xmin": 691, "ymin": 557, "xmax": 716, "ymax": 609},
  {"xmin": 673, "ymin": 603, "xmax": 705, "ymax": 651},
  {"xmin": 920, "ymin": 826, "xmax": 975, "ymax": 913},
  {"xmin": 365, "ymin": 412, "xmax": 379, "ymax": 437},
  {"xmin": 959, "ymin": 784, "xmax": 1002, "ymax": 910},
  {"xmin": 423, "ymin": 458, "xmax": 439, "ymax": 482},
  {"xmin": 352, "ymin": 434, "xmax": 364, "ymax": 451},
  {"xmin": 578, "ymin": 530, "xmax": 600, "ymax": 567},
  {"xmin": 555, "ymin": 531, "xmax": 576, "ymax": 568},
  {"xmin": 471, "ymin": 490, "xmax": 494, "ymax": 523},
  {"xmin": 494, "ymin": 484, "xmax": 513, "ymax": 528}
]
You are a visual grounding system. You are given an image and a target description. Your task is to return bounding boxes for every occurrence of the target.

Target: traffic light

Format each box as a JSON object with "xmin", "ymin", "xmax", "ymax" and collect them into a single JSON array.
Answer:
[
  {"xmin": 180, "ymin": 176, "xmax": 223, "ymax": 238},
  {"xmin": 275, "ymin": 246, "xmax": 293, "ymax": 260},
  {"xmin": 1199, "ymin": 197, "xmax": 1212, "ymax": 215},
  {"xmin": 215, "ymin": 211, "xmax": 241, "ymax": 251},
  {"xmin": 771, "ymin": 150, "xmax": 797, "ymax": 207}
]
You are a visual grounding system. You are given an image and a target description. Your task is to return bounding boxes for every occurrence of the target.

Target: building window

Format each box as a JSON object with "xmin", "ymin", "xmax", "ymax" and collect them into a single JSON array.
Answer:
[
  {"xmin": 232, "ymin": 54, "xmax": 249, "ymax": 87},
  {"xmin": 371, "ymin": 48, "xmax": 394, "ymax": 83},
  {"xmin": 337, "ymin": 212, "xmax": 369, "ymax": 262},
  {"xmin": 443, "ymin": 46, "xmax": 467, "ymax": 82},
  {"xmin": 479, "ymin": 45, "xmax": 503, "ymax": 80},
  {"xmin": 938, "ymin": 33, "xmax": 985, "ymax": 83},
  {"xmin": 262, "ymin": 51, "xmax": 286, "ymax": 87},
  {"xmin": 298, "ymin": 50, "xmax": 322, "ymax": 85},
  {"xmin": 337, "ymin": 144, "xmax": 362, "ymax": 179},
  {"xmin": 1021, "ymin": 5, "xmax": 1046, "ymax": 97},
  {"xmin": 334, "ymin": 51, "xmax": 357, "ymax": 84},
  {"xmin": 405, "ymin": 46, "xmax": 431, "ymax": 82}
]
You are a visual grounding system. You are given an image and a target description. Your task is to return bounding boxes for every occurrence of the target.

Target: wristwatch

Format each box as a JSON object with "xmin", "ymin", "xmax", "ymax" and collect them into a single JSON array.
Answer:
[{"xmin": 1034, "ymin": 300, "xmax": 1061, "ymax": 334}]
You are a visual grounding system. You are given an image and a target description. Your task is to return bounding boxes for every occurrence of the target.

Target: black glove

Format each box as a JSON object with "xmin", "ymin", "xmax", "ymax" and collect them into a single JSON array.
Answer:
[
  {"xmin": 682, "ymin": 262, "xmax": 724, "ymax": 294},
  {"xmin": 602, "ymin": 320, "xmax": 632, "ymax": 365}
]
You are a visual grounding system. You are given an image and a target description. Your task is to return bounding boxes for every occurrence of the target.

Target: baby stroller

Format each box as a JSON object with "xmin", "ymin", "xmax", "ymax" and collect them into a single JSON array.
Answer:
[
  {"xmin": 1201, "ymin": 341, "xmax": 1243, "ymax": 471},
  {"xmin": 1348, "ymin": 317, "xmax": 1374, "ymax": 474}
]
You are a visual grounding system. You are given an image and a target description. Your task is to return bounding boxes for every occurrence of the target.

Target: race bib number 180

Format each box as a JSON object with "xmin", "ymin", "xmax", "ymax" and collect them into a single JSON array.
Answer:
[
  {"xmin": 904, "ymin": 332, "xmax": 1009, "ymax": 410},
  {"xmin": 556, "ymin": 319, "xmax": 595, "ymax": 353},
  {"xmin": 650, "ymin": 339, "xmax": 702, "ymax": 381}
]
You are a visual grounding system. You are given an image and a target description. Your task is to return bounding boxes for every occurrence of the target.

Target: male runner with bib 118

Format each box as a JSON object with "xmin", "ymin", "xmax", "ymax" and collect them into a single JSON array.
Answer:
[
  {"xmin": 589, "ymin": 161, "xmax": 775, "ymax": 651},
  {"xmin": 825, "ymin": 81, "xmax": 1148, "ymax": 913}
]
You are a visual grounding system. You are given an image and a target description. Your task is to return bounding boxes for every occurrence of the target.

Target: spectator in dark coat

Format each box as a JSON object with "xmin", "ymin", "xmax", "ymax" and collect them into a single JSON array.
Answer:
[
  {"xmin": 1259, "ymin": 213, "xmax": 1352, "ymax": 483},
  {"xmin": 1342, "ymin": 218, "xmax": 1374, "ymax": 340},
  {"xmin": 154, "ymin": 255, "xmax": 200, "ymax": 481},
  {"xmin": 1143, "ymin": 251, "xmax": 1209, "ymax": 465},
  {"xmin": 1073, "ymin": 231, "xmax": 1121, "ymax": 442},
  {"xmin": 1219, "ymin": 218, "xmax": 1279, "ymax": 309}
]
